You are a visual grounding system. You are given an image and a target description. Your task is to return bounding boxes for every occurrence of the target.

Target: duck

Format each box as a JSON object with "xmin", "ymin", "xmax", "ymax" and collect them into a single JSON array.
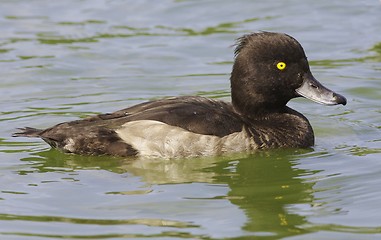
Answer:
[{"xmin": 13, "ymin": 32, "xmax": 347, "ymax": 159}]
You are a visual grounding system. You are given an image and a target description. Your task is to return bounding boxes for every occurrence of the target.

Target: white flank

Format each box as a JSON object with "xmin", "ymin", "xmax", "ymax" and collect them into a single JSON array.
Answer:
[
  {"xmin": 64, "ymin": 138, "xmax": 76, "ymax": 152},
  {"xmin": 115, "ymin": 120, "xmax": 257, "ymax": 159}
]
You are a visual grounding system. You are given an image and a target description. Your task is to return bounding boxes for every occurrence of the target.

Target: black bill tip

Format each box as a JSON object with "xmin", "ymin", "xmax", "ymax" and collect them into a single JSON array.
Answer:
[{"xmin": 333, "ymin": 92, "xmax": 347, "ymax": 106}]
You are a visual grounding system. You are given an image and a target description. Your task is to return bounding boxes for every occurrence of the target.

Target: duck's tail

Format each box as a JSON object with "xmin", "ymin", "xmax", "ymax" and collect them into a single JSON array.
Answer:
[{"xmin": 12, "ymin": 127, "xmax": 43, "ymax": 138}]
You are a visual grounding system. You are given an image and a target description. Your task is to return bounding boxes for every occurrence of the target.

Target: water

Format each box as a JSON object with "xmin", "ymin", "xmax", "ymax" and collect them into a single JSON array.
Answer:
[{"xmin": 1, "ymin": 0, "xmax": 380, "ymax": 239}]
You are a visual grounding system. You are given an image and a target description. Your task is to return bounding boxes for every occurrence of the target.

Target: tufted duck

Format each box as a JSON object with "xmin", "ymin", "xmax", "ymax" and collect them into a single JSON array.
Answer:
[{"xmin": 13, "ymin": 32, "xmax": 347, "ymax": 158}]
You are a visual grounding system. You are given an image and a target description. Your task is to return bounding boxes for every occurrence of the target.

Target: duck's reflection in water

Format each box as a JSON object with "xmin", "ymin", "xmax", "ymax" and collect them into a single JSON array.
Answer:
[{"xmin": 21, "ymin": 149, "xmax": 320, "ymax": 238}]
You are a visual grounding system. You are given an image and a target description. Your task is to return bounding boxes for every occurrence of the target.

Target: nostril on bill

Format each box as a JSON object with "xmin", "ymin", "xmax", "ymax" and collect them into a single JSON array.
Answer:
[{"xmin": 309, "ymin": 83, "xmax": 318, "ymax": 89}]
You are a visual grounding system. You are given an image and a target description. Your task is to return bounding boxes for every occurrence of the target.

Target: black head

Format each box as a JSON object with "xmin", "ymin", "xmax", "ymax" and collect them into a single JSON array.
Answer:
[{"xmin": 230, "ymin": 32, "xmax": 346, "ymax": 115}]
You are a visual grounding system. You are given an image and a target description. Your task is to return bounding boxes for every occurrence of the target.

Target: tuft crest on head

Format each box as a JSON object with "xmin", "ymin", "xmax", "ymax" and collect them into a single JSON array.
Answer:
[
  {"xmin": 233, "ymin": 32, "xmax": 306, "ymax": 61},
  {"xmin": 234, "ymin": 32, "xmax": 260, "ymax": 57}
]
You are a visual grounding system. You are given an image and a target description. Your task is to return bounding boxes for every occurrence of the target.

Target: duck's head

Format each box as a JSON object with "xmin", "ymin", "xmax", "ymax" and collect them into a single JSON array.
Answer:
[{"xmin": 230, "ymin": 32, "xmax": 346, "ymax": 115}]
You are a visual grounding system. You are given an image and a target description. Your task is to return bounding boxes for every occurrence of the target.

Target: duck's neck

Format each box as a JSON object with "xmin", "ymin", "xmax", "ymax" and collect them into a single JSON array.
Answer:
[
  {"xmin": 231, "ymin": 91, "xmax": 288, "ymax": 118},
  {"xmin": 230, "ymin": 71, "xmax": 290, "ymax": 117}
]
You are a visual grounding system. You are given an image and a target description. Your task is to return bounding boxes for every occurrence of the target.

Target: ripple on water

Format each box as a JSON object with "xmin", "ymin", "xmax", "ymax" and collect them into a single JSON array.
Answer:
[{"xmin": 1, "ymin": 0, "xmax": 381, "ymax": 239}]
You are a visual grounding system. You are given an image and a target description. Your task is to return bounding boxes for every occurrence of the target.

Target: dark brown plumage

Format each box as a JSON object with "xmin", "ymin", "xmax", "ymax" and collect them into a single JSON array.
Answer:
[{"xmin": 13, "ymin": 32, "xmax": 347, "ymax": 158}]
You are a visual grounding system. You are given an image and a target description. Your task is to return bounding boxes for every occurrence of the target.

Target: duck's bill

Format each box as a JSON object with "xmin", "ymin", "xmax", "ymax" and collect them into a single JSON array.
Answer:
[{"xmin": 296, "ymin": 73, "xmax": 347, "ymax": 105}]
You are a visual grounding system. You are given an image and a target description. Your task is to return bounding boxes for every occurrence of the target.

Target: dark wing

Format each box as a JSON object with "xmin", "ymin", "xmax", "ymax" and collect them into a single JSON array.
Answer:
[
  {"xmin": 94, "ymin": 96, "xmax": 245, "ymax": 137},
  {"xmin": 13, "ymin": 96, "xmax": 244, "ymax": 138}
]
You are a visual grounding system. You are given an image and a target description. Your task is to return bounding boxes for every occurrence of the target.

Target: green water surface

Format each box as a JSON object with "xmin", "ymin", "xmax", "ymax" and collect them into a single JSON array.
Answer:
[{"xmin": 1, "ymin": 0, "xmax": 381, "ymax": 239}]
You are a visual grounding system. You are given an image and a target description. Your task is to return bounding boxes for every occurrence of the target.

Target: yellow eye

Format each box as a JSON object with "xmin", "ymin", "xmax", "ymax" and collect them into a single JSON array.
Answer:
[{"xmin": 276, "ymin": 62, "xmax": 286, "ymax": 70}]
